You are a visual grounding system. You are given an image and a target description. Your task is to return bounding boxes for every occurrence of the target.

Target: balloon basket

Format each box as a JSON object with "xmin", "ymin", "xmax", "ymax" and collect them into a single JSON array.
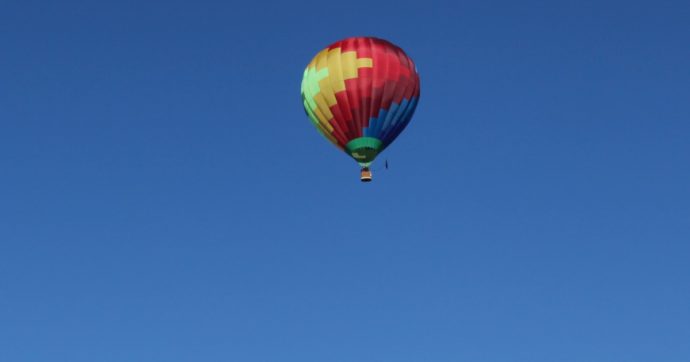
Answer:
[{"xmin": 360, "ymin": 167, "xmax": 373, "ymax": 182}]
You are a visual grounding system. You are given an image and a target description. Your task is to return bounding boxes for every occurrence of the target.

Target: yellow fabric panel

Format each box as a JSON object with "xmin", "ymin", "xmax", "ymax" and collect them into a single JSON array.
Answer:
[
  {"xmin": 314, "ymin": 51, "xmax": 336, "ymax": 121},
  {"xmin": 340, "ymin": 51, "xmax": 372, "ymax": 80},
  {"xmin": 319, "ymin": 77, "xmax": 338, "ymax": 106},
  {"xmin": 315, "ymin": 53, "xmax": 337, "ymax": 109},
  {"xmin": 323, "ymin": 121, "xmax": 334, "ymax": 133},
  {"xmin": 340, "ymin": 51, "xmax": 358, "ymax": 79},
  {"xmin": 327, "ymin": 48, "xmax": 346, "ymax": 93},
  {"xmin": 318, "ymin": 125, "xmax": 339, "ymax": 145},
  {"xmin": 313, "ymin": 93, "xmax": 333, "ymax": 120},
  {"xmin": 356, "ymin": 57, "xmax": 373, "ymax": 68},
  {"xmin": 313, "ymin": 107, "xmax": 334, "ymax": 132},
  {"xmin": 313, "ymin": 48, "xmax": 329, "ymax": 71},
  {"xmin": 312, "ymin": 107, "xmax": 326, "ymax": 123}
]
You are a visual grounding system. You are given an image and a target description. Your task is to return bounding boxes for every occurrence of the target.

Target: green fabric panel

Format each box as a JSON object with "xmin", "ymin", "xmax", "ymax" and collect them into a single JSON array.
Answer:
[
  {"xmin": 345, "ymin": 137, "xmax": 383, "ymax": 152},
  {"xmin": 345, "ymin": 137, "xmax": 383, "ymax": 164},
  {"xmin": 300, "ymin": 67, "xmax": 329, "ymax": 112}
]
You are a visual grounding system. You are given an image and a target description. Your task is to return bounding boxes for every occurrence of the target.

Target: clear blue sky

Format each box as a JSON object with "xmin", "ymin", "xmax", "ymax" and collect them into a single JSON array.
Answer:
[{"xmin": 1, "ymin": 0, "xmax": 689, "ymax": 361}]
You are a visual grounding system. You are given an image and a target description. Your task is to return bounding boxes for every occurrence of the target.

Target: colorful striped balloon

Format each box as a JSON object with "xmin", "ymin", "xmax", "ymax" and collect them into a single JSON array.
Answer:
[{"xmin": 301, "ymin": 37, "xmax": 420, "ymax": 181}]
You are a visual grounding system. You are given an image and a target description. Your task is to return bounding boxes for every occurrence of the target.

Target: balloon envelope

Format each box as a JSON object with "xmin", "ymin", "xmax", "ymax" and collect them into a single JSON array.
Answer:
[{"xmin": 301, "ymin": 37, "xmax": 420, "ymax": 167}]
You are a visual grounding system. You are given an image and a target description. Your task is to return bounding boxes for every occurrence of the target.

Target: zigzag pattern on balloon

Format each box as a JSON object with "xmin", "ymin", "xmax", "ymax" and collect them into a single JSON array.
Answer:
[{"xmin": 301, "ymin": 37, "xmax": 420, "ymax": 151}]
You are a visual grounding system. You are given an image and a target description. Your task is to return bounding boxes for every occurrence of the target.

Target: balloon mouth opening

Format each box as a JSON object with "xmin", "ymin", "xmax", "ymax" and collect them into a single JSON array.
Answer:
[{"xmin": 360, "ymin": 167, "xmax": 373, "ymax": 182}]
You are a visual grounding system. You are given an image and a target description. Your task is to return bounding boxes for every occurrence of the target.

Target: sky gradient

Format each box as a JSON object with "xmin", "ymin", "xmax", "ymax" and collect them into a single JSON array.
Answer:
[{"xmin": 1, "ymin": 0, "xmax": 689, "ymax": 361}]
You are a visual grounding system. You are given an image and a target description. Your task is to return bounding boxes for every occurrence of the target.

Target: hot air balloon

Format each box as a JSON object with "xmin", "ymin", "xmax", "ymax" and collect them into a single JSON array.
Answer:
[{"xmin": 301, "ymin": 37, "xmax": 420, "ymax": 182}]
